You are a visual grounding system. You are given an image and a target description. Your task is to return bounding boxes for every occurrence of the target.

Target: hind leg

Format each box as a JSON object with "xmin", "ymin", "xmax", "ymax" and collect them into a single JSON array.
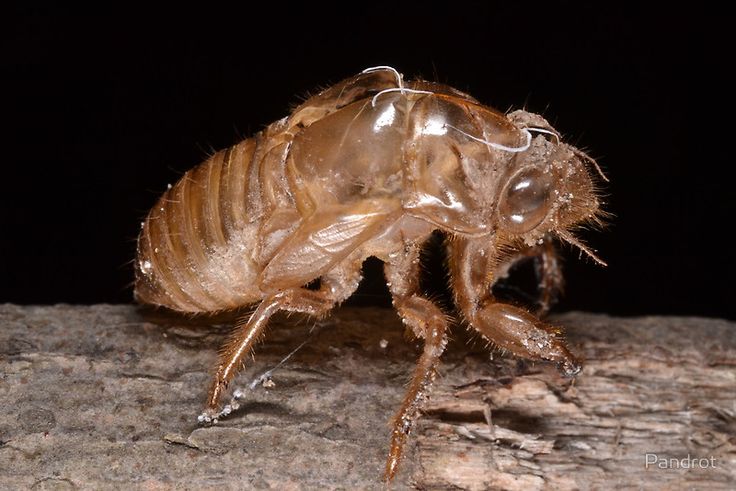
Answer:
[{"xmin": 200, "ymin": 260, "xmax": 362, "ymax": 423}]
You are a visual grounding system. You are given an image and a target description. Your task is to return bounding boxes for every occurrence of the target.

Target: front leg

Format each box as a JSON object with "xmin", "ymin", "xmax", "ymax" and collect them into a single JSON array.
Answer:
[
  {"xmin": 450, "ymin": 237, "xmax": 581, "ymax": 376},
  {"xmin": 383, "ymin": 241, "xmax": 449, "ymax": 481}
]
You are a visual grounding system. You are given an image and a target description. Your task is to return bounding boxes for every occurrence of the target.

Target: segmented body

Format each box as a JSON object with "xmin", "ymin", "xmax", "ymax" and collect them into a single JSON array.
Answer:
[{"xmin": 136, "ymin": 129, "xmax": 279, "ymax": 312}]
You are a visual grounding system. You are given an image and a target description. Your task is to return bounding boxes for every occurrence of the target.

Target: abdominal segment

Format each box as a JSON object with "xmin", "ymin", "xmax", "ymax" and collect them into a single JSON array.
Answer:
[{"xmin": 135, "ymin": 137, "xmax": 268, "ymax": 313}]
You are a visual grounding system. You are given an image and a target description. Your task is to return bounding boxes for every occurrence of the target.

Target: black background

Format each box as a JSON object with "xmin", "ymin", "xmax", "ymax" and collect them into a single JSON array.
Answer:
[{"xmin": 3, "ymin": 4, "xmax": 733, "ymax": 319}]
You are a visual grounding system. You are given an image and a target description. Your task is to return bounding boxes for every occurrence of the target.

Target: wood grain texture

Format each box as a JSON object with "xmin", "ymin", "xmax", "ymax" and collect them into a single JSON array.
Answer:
[{"xmin": 1, "ymin": 305, "xmax": 734, "ymax": 489}]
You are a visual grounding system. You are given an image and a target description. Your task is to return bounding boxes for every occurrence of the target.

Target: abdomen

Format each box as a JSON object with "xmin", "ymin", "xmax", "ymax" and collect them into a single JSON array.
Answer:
[{"xmin": 135, "ymin": 137, "xmax": 266, "ymax": 313}]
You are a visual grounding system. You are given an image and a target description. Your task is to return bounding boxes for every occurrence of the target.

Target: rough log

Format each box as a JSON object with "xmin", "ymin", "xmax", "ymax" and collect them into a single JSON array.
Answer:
[{"xmin": 1, "ymin": 305, "xmax": 734, "ymax": 490}]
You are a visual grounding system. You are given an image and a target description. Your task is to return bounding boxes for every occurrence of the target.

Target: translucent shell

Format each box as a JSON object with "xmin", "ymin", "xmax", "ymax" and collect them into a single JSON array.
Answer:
[
  {"xmin": 134, "ymin": 68, "xmax": 603, "ymax": 484},
  {"xmin": 498, "ymin": 167, "xmax": 552, "ymax": 234}
]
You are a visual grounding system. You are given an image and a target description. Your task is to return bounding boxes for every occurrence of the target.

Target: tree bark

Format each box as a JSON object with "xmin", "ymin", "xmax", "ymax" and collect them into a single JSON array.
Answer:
[{"xmin": 1, "ymin": 305, "xmax": 734, "ymax": 490}]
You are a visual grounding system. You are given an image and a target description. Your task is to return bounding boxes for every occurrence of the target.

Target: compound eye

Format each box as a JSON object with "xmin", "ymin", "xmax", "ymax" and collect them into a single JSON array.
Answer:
[{"xmin": 499, "ymin": 168, "xmax": 552, "ymax": 234}]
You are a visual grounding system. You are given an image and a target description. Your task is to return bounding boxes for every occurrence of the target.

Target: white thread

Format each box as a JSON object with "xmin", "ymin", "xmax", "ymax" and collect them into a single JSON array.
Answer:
[
  {"xmin": 247, "ymin": 338, "xmax": 308, "ymax": 390},
  {"xmin": 361, "ymin": 67, "xmax": 562, "ymax": 156},
  {"xmin": 525, "ymin": 126, "xmax": 560, "ymax": 143},
  {"xmin": 362, "ymin": 66, "xmax": 435, "ymax": 107},
  {"xmin": 371, "ymin": 87, "xmax": 435, "ymax": 107},
  {"xmin": 361, "ymin": 65, "xmax": 404, "ymax": 91},
  {"xmin": 445, "ymin": 124, "xmax": 533, "ymax": 153},
  {"xmin": 198, "ymin": 332, "xmax": 315, "ymax": 424}
]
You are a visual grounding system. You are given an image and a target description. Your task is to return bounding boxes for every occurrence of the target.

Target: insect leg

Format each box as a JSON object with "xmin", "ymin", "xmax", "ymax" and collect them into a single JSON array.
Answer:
[
  {"xmin": 532, "ymin": 240, "xmax": 564, "ymax": 317},
  {"xmin": 493, "ymin": 238, "xmax": 564, "ymax": 317},
  {"xmin": 382, "ymin": 243, "xmax": 449, "ymax": 481},
  {"xmin": 202, "ymin": 260, "xmax": 363, "ymax": 422},
  {"xmin": 451, "ymin": 237, "xmax": 580, "ymax": 377},
  {"xmin": 203, "ymin": 295, "xmax": 283, "ymax": 422},
  {"xmin": 467, "ymin": 302, "xmax": 580, "ymax": 375},
  {"xmin": 279, "ymin": 260, "xmax": 364, "ymax": 318}
]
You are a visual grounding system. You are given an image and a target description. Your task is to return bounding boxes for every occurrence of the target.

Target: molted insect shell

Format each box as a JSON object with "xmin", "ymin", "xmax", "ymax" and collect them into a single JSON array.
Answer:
[{"xmin": 135, "ymin": 67, "xmax": 606, "ymax": 483}]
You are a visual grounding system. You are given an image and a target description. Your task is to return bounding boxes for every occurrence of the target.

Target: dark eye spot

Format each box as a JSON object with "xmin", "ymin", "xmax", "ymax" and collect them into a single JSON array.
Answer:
[{"xmin": 499, "ymin": 168, "xmax": 552, "ymax": 233}]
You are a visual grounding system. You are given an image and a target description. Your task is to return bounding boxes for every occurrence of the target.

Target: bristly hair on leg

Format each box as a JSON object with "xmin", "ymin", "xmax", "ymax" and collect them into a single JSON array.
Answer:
[{"xmin": 218, "ymin": 305, "xmax": 260, "ymax": 358}]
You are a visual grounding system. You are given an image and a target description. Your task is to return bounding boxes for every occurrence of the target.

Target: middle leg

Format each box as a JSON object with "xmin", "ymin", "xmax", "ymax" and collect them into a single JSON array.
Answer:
[{"xmin": 383, "ymin": 241, "xmax": 449, "ymax": 481}]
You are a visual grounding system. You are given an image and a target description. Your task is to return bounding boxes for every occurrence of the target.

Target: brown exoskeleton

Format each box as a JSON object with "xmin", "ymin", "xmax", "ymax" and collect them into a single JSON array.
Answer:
[{"xmin": 135, "ymin": 66, "xmax": 606, "ymax": 481}]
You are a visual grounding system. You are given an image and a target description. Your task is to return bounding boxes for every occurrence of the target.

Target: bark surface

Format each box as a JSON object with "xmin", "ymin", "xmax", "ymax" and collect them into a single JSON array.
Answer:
[{"xmin": 1, "ymin": 305, "xmax": 734, "ymax": 489}]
